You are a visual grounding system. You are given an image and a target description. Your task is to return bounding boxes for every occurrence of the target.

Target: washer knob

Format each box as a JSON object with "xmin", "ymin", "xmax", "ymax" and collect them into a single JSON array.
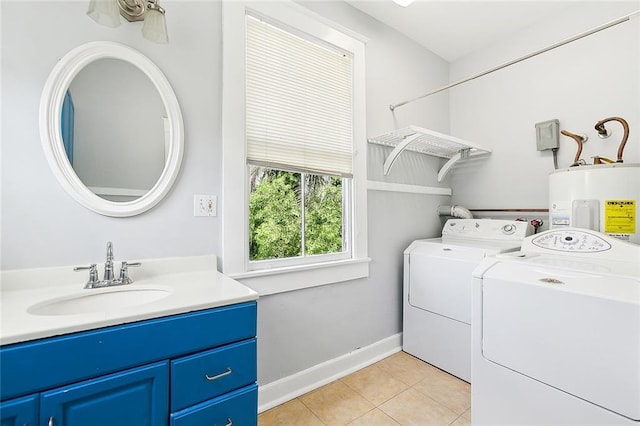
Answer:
[{"xmin": 502, "ymin": 224, "xmax": 516, "ymax": 235}]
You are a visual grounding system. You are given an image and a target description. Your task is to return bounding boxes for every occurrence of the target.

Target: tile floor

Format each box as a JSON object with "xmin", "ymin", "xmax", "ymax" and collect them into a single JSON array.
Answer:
[{"xmin": 258, "ymin": 351, "xmax": 471, "ymax": 426}]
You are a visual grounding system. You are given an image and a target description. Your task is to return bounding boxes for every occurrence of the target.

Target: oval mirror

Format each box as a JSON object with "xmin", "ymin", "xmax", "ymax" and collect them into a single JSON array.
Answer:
[{"xmin": 40, "ymin": 41, "xmax": 184, "ymax": 217}]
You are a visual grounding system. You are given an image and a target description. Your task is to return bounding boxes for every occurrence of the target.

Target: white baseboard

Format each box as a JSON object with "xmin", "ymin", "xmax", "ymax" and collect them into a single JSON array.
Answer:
[{"xmin": 258, "ymin": 333, "xmax": 402, "ymax": 413}]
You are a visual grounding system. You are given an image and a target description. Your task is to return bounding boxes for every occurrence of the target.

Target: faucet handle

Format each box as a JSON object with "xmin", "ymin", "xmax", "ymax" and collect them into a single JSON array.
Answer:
[
  {"xmin": 74, "ymin": 264, "xmax": 99, "ymax": 288},
  {"xmin": 118, "ymin": 261, "xmax": 141, "ymax": 285}
]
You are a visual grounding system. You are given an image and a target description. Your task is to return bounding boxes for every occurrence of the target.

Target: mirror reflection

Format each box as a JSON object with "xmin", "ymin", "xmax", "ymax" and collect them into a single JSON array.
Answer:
[{"xmin": 62, "ymin": 59, "xmax": 167, "ymax": 202}]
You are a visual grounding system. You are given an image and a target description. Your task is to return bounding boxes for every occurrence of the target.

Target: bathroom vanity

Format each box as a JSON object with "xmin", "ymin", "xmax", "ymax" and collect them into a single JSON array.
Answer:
[
  {"xmin": 0, "ymin": 256, "xmax": 259, "ymax": 426},
  {"xmin": 1, "ymin": 40, "xmax": 261, "ymax": 424}
]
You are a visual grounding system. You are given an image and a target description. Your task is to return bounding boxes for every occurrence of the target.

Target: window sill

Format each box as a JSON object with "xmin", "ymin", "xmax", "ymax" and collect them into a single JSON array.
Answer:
[{"xmin": 228, "ymin": 258, "xmax": 370, "ymax": 296}]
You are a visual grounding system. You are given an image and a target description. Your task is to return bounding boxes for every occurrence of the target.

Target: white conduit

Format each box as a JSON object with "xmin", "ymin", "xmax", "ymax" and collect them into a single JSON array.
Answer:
[{"xmin": 390, "ymin": 10, "xmax": 640, "ymax": 111}]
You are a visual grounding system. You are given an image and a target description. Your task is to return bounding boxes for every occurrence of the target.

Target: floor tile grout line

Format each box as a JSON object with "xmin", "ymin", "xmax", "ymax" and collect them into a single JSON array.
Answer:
[
  {"xmin": 448, "ymin": 410, "xmax": 468, "ymax": 426},
  {"xmin": 376, "ymin": 397, "xmax": 410, "ymax": 426},
  {"xmin": 350, "ymin": 406, "xmax": 395, "ymax": 426},
  {"xmin": 295, "ymin": 396, "xmax": 328, "ymax": 425},
  {"xmin": 338, "ymin": 373, "xmax": 408, "ymax": 408},
  {"xmin": 409, "ymin": 380, "xmax": 471, "ymax": 416}
]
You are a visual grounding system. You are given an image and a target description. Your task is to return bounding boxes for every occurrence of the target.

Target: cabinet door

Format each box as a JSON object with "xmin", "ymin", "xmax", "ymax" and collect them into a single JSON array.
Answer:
[
  {"xmin": 0, "ymin": 394, "xmax": 38, "ymax": 426},
  {"xmin": 40, "ymin": 362, "xmax": 168, "ymax": 426}
]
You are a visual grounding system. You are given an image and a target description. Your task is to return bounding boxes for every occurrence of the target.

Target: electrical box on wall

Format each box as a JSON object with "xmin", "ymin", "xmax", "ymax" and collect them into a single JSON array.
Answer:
[{"xmin": 535, "ymin": 119, "xmax": 560, "ymax": 151}]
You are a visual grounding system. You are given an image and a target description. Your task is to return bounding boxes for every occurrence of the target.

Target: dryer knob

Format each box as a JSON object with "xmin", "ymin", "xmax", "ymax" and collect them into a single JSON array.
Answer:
[{"xmin": 502, "ymin": 224, "xmax": 516, "ymax": 235}]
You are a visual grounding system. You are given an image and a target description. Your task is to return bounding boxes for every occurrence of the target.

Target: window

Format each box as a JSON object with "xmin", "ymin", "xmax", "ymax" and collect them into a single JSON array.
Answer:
[
  {"xmin": 222, "ymin": 1, "xmax": 368, "ymax": 294},
  {"xmin": 245, "ymin": 13, "xmax": 352, "ymax": 269},
  {"xmin": 249, "ymin": 167, "xmax": 348, "ymax": 264}
]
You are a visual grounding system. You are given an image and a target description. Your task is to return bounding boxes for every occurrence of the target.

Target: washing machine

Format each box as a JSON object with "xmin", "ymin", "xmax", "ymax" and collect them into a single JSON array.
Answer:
[
  {"xmin": 403, "ymin": 218, "xmax": 533, "ymax": 382},
  {"xmin": 472, "ymin": 228, "xmax": 640, "ymax": 425}
]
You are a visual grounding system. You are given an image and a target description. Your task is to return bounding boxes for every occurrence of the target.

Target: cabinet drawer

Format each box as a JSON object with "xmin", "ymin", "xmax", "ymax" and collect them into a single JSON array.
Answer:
[
  {"xmin": 171, "ymin": 339, "xmax": 256, "ymax": 411},
  {"xmin": 170, "ymin": 384, "xmax": 257, "ymax": 426}
]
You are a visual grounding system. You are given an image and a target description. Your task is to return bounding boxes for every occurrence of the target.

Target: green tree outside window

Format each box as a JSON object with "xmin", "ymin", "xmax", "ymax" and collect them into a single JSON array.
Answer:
[{"xmin": 249, "ymin": 167, "xmax": 344, "ymax": 261}]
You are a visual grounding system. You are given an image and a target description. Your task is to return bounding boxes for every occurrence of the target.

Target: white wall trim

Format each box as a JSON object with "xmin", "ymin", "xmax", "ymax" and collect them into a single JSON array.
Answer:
[
  {"xmin": 367, "ymin": 180, "xmax": 452, "ymax": 196},
  {"xmin": 232, "ymin": 258, "xmax": 370, "ymax": 296},
  {"xmin": 222, "ymin": 1, "xmax": 368, "ymax": 277},
  {"xmin": 257, "ymin": 333, "xmax": 402, "ymax": 413}
]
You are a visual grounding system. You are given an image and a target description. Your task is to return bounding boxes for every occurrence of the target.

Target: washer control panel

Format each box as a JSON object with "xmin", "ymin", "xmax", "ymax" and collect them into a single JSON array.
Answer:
[
  {"xmin": 531, "ymin": 229, "xmax": 611, "ymax": 252},
  {"xmin": 501, "ymin": 224, "xmax": 516, "ymax": 235},
  {"xmin": 442, "ymin": 219, "xmax": 533, "ymax": 241}
]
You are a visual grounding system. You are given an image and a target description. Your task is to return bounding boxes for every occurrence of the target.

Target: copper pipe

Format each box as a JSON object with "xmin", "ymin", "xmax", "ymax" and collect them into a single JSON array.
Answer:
[
  {"xmin": 594, "ymin": 116, "xmax": 629, "ymax": 162},
  {"xmin": 560, "ymin": 130, "xmax": 585, "ymax": 166}
]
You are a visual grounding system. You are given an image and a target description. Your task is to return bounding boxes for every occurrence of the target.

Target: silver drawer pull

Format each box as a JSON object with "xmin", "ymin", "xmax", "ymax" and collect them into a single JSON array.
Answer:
[
  {"xmin": 205, "ymin": 367, "xmax": 232, "ymax": 381},
  {"xmin": 48, "ymin": 417, "xmax": 54, "ymax": 426},
  {"xmin": 226, "ymin": 418, "xmax": 233, "ymax": 426}
]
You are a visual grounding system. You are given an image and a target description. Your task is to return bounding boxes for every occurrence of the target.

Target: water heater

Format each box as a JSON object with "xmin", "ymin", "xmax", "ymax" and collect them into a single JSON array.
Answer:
[{"xmin": 549, "ymin": 164, "xmax": 639, "ymax": 244}]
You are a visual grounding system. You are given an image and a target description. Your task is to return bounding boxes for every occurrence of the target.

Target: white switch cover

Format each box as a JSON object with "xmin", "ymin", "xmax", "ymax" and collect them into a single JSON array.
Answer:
[{"xmin": 194, "ymin": 195, "xmax": 217, "ymax": 217}]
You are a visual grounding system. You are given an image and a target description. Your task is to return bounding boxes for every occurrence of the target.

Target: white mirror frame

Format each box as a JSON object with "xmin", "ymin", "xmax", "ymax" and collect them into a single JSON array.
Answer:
[{"xmin": 40, "ymin": 41, "xmax": 184, "ymax": 217}]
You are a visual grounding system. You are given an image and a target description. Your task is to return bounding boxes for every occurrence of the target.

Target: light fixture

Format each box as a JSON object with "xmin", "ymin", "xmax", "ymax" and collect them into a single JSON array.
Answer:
[
  {"xmin": 87, "ymin": 0, "xmax": 121, "ymax": 28},
  {"xmin": 87, "ymin": 0, "xmax": 169, "ymax": 44},
  {"xmin": 392, "ymin": 0, "xmax": 415, "ymax": 6},
  {"xmin": 141, "ymin": 2, "xmax": 169, "ymax": 44}
]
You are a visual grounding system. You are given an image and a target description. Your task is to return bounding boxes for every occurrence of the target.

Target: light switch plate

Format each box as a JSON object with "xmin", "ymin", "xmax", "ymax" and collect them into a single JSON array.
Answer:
[{"xmin": 194, "ymin": 195, "xmax": 217, "ymax": 217}]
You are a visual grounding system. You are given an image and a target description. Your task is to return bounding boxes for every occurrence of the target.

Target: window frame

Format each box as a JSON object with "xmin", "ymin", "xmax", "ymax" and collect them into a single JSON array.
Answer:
[{"xmin": 222, "ymin": 1, "xmax": 369, "ymax": 295}]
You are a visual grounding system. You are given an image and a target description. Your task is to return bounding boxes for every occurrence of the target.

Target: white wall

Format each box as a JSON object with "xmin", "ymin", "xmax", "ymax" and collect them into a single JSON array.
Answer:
[
  {"xmin": 1, "ymin": 0, "xmax": 451, "ymax": 389},
  {"xmin": 1, "ymin": 1, "xmax": 223, "ymax": 269},
  {"xmin": 449, "ymin": 2, "xmax": 640, "ymax": 210}
]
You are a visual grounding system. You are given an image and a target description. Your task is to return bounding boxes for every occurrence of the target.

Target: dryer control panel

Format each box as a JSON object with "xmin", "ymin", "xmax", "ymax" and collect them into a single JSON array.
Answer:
[{"xmin": 442, "ymin": 219, "xmax": 533, "ymax": 241}]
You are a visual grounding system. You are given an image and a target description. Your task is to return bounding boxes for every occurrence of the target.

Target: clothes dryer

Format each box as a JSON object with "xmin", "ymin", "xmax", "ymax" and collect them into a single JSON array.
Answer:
[
  {"xmin": 403, "ymin": 219, "xmax": 532, "ymax": 382},
  {"xmin": 472, "ymin": 228, "xmax": 640, "ymax": 425}
]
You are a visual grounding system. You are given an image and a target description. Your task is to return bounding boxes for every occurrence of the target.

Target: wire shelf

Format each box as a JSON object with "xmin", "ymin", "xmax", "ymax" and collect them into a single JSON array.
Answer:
[{"xmin": 367, "ymin": 125, "xmax": 491, "ymax": 180}]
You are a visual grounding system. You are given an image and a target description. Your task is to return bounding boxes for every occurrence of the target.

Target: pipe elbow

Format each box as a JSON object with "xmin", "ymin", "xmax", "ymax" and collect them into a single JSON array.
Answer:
[
  {"xmin": 560, "ymin": 130, "xmax": 585, "ymax": 166},
  {"xmin": 594, "ymin": 116, "xmax": 630, "ymax": 162},
  {"xmin": 438, "ymin": 205, "xmax": 474, "ymax": 219}
]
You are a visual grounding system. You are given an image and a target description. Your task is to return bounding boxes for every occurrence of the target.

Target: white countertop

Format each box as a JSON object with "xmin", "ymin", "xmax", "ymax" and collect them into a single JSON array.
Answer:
[{"xmin": 0, "ymin": 255, "xmax": 259, "ymax": 346}]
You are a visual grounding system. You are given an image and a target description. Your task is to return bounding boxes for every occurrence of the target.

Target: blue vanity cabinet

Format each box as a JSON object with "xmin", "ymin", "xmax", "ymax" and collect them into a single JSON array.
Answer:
[
  {"xmin": 0, "ymin": 394, "xmax": 38, "ymax": 426},
  {"xmin": 0, "ymin": 301, "xmax": 257, "ymax": 426}
]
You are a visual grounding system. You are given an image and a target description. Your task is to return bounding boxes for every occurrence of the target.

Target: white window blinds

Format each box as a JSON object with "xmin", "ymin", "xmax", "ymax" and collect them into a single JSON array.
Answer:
[{"xmin": 246, "ymin": 14, "xmax": 354, "ymax": 177}]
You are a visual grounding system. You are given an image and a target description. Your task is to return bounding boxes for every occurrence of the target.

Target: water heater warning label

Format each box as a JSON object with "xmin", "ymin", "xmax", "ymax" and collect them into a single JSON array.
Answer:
[{"xmin": 604, "ymin": 200, "xmax": 636, "ymax": 234}]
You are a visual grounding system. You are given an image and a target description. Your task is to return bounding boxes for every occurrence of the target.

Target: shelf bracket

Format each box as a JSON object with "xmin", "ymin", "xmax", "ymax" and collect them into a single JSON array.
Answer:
[
  {"xmin": 383, "ymin": 133, "xmax": 421, "ymax": 175},
  {"xmin": 437, "ymin": 148, "xmax": 470, "ymax": 182}
]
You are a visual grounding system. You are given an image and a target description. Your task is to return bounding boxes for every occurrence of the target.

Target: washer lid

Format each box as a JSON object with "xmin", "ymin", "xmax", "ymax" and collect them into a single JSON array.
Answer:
[
  {"xmin": 481, "ymin": 262, "xmax": 640, "ymax": 420},
  {"xmin": 406, "ymin": 238, "xmax": 523, "ymax": 256}
]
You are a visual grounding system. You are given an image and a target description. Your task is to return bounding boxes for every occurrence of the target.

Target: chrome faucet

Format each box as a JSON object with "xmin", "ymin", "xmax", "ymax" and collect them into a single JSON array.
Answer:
[
  {"xmin": 74, "ymin": 242, "xmax": 141, "ymax": 289},
  {"xmin": 104, "ymin": 241, "xmax": 115, "ymax": 282}
]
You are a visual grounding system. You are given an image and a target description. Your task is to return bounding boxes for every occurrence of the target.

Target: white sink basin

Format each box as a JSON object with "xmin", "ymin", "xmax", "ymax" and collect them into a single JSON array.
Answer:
[{"xmin": 28, "ymin": 288, "xmax": 171, "ymax": 316}]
